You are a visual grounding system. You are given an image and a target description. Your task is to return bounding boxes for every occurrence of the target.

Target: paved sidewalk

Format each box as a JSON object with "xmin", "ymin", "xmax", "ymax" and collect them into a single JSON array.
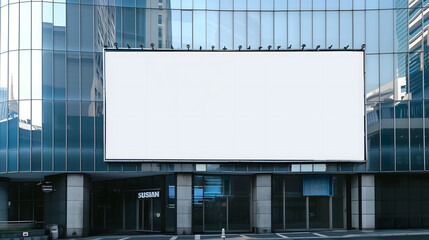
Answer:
[{"xmin": 68, "ymin": 229, "xmax": 429, "ymax": 240}]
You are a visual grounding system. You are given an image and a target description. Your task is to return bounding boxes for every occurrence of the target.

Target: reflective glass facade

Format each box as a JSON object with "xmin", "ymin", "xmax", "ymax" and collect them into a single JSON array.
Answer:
[{"xmin": 0, "ymin": 0, "xmax": 428, "ymax": 174}]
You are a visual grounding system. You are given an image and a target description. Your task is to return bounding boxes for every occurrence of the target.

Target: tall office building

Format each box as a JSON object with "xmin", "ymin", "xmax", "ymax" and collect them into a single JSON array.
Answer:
[{"xmin": 0, "ymin": 0, "xmax": 429, "ymax": 238}]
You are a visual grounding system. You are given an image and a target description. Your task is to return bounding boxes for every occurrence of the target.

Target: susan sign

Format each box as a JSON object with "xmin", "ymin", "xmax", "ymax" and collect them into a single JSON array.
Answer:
[{"xmin": 138, "ymin": 191, "xmax": 160, "ymax": 199}]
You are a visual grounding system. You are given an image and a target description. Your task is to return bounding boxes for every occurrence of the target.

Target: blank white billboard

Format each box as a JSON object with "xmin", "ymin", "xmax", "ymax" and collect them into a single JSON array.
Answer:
[{"xmin": 104, "ymin": 50, "xmax": 364, "ymax": 162}]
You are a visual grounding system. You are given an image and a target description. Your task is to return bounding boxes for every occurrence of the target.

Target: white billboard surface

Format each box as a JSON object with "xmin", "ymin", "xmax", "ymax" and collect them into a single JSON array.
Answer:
[{"xmin": 104, "ymin": 51, "xmax": 364, "ymax": 162}]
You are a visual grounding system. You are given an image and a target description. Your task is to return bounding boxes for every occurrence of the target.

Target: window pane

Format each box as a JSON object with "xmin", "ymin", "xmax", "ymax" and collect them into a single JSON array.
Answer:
[
  {"xmin": 220, "ymin": 12, "xmax": 233, "ymax": 49},
  {"xmin": 19, "ymin": 100, "xmax": 31, "ymax": 148},
  {"xmin": 234, "ymin": 12, "xmax": 246, "ymax": 49},
  {"xmin": 32, "ymin": 2, "xmax": 42, "ymax": 49},
  {"xmin": 340, "ymin": 11, "xmax": 352, "ymax": 48},
  {"xmin": 42, "ymin": 51, "xmax": 53, "ymax": 99},
  {"xmin": 81, "ymin": 4, "xmax": 94, "ymax": 51},
  {"xmin": 54, "ymin": 3, "xmax": 66, "ymax": 50},
  {"xmin": 20, "ymin": 2, "xmax": 31, "ymax": 50},
  {"xmin": 123, "ymin": 7, "xmax": 135, "ymax": 47},
  {"xmin": 171, "ymin": 10, "xmax": 181, "ymax": 49},
  {"xmin": 207, "ymin": 11, "xmax": 219, "ymax": 49},
  {"xmin": 274, "ymin": 12, "xmax": 286, "ymax": 48},
  {"xmin": 182, "ymin": 11, "xmax": 192, "ymax": 48},
  {"xmin": 42, "ymin": 100, "xmax": 52, "ymax": 148},
  {"xmin": 67, "ymin": 101, "xmax": 80, "ymax": 149},
  {"xmin": 326, "ymin": 11, "xmax": 339, "ymax": 48},
  {"xmin": 288, "ymin": 12, "xmax": 299, "ymax": 49},
  {"xmin": 53, "ymin": 52, "xmax": 66, "ymax": 100},
  {"xmin": 366, "ymin": 11, "xmax": 379, "ymax": 53},
  {"xmin": 1, "ymin": 5, "xmax": 8, "ymax": 52},
  {"xmin": 9, "ymin": 51, "xmax": 18, "ymax": 101},
  {"xmin": 193, "ymin": 11, "xmax": 206, "ymax": 49},
  {"xmin": 301, "ymin": 12, "xmax": 311, "ymax": 48},
  {"xmin": 66, "ymin": 4, "xmax": 79, "ymax": 51},
  {"xmin": 82, "ymin": 101, "xmax": 95, "ymax": 149},
  {"xmin": 54, "ymin": 101, "xmax": 66, "ymax": 148},
  {"xmin": 32, "ymin": 100, "xmax": 42, "ymax": 149},
  {"xmin": 19, "ymin": 51, "xmax": 31, "ymax": 100},
  {"xmin": 9, "ymin": 4, "xmax": 19, "ymax": 51},
  {"xmin": 67, "ymin": 52, "xmax": 80, "ymax": 100},
  {"xmin": 43, "ymin": 2, "xmax": 53, "ymax": 50},
  {"xmin": 32, "ymin": 51, "xmax": 42, "ymax": 99}
]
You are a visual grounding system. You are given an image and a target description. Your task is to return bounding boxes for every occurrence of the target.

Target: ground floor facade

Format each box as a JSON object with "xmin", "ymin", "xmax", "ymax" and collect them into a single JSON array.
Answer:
[{"xmin": 2, "ymin": 172, "xmax": 429, "ymax": 237}]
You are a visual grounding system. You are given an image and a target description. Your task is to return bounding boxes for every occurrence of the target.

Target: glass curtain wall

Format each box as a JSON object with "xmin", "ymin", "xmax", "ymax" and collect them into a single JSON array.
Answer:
[
  {"xmin": 272, "ymin": 175, "xmax": 345, "ymax": 230},
  {"xmin": 193, "ymin": 175, "xmax": 251, "ymax": 232},
  {"xmin": 1, "ymin": 0, "xmax": 429, "ymax": 174}
]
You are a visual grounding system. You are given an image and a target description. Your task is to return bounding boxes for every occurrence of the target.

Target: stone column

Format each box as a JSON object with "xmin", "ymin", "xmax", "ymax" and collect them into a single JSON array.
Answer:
[
  {"xmin": 252, "ymin": 174, "xmax": 271, "ymax": 233},
  {"xmin": 361, "ymin": 174, "xmax": 375, "ymax": 230},
  {"xmin": 176, "ymin": 173, "xmax": 192, "ymax": 235},
  {"xmin": 0, "ymin": 179, "xmax": 8, "ymax": 221},
  {"xmin": 351, "ymin": 175, "xmax": 359, "ymax": 229},
  {"xmin": 66, "ymin": 174, "xmax": 90, "ymax": 237}
]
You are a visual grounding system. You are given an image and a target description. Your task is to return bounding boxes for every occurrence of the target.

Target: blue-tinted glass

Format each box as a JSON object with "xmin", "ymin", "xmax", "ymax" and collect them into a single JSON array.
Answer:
[
  {"xmin": 67, "ymin": 52, "xmax": 80, "ymax": 100},
  {"xmin": 19, "ymin": 100, "xmax": 31, "ymax": 148},
  {"xmin": 193, "ymin": 11, "xmax": 206, "ymax": 49},
  {"xmin": 367, "ymin": 103, "xmax": 380, "ymax": 150},
  {"xmin": 409, "ymin": 53, "xmax": 423, "ymax": 99},
  {"xmin": 313, "ymin": 11, "xmax": 325, "ymax": 48},
  {"xmin": 182, "ymin": 11, "xmax": 192, "ymax": 48},
  {"xmin": 31, "ymin": 100, "xmax": 42, "ymax": 149},
  {"xmin": 396, "ymin": 102, "xmax": 409, "ymax": 149},
  {"xmin": 261, "ymin": 0, "xmax": 273, "ymax": 10},
  {"xmin": 220, "ymin": 12, "xmax": 233, "ymax": 49},
  {"xmin": 53, "ymin": 3, "xmax": 66, "ymax": 50},
  {"xmin": 0, "ymin": 102, "xmax": 7, "ymax": 150},
  {"xmin": 274, "ymin": 0, "xmax": 286, "ymax": 10},
  {"xmin": 54, "ymin": 101, "xmax": 66, "ymax": 148},
  {"xmin": 220, "ymin": 0, "xmax": 233, "ymax": 10},
  {"xmin": 288, "ymin": 12, "xmax": 299, "ymax": 48},
  {"xmin": 353, "ymin": 11, "xmax": 365, "ymax": 49},
  {"xmin": 261, "ymin": 12, "xmax": 273, "ymax": 48},
  {"xmin": 67, "ymin": 101, "xmax": 80, "ymax": 149},
  {"xmin": 67, "ymin": 0, "xmax": 79, "ymax": 4},
  {"xmin": 81, "ymin": 4, "xmax": 94, "ymax": 51},
  {"xmin": 171, "ymin": 10, "xmax": 181, "ymax": 48},
  {"xmin": 340, "ymin": 11, "xmax": 352, "ymax": 48},
  {"xmin": 394, "ymin": 9, "xmax": 408, "ymax": 53},
  {"xmin": 0, "ymin": 151, "xmax": 5, "ymax": 172},
  {"xmin": 182, "ymin": 0, "xmax": 191, "ymax": 9},
  {"xmin": 43, "ymin": 149, "xmax": 53, "ymax": 171},
  {"xmin": 115, "ymin": 7, "xmax": 122, "ymax": 47},
  {"xmin": 122, "ymin": 0, "xmax": 135, "ymax": 7},
  {"xmin": 366, "ymin": 11, "xmax": 379, "ymax": 53},
  {"xmin": 94, "ymin": 53, "xmax": 103, "ymax": 101},
  {"xmin": 8, "ymin": 150, "xmax": 17, "ymax": 172},
  {"xmin": 381, "ymin": 105, "xmax": 394, "ymax": 149},
  {"xmin": 81, "ymin": 0, "xmax": 94, "ymax": 4},
  {"xmin": 54, "ymin": 149, "xmax": 66, "ymax": 171},
  {"xmin": 274, "ymin": 12, "xmax": 287, "ymax": 48},
  {"xmin": 301, "ymin": 12, "xmax": 311, "ymax": 47},
  {"xmin": 20, "ymin": 3, "xmax": 32, "ymax": 50},
  {"xmin": 123, "ymin": 163, "xmax": 136, "ymax": 171},
  {"xmin": 19, "ymin": 149, "xmax": 30, "ymax": 171},
  {"xmin": 82, "ymin": 101, "xmax": 95, "ymax": 149},
  {"xmin": 136, "ymin": 9, "xmax": 147, "ymax": 48},
  {"xmin": 326, "ymin": 0, "xmax": 338, "ymax": 10},
  {"xmin": 31, "ymin": 149, "xmax": 42, "ymax": 171},
  {"xmin": 411, "ymin": 149, "xmax": 424, "ymax": 170},
  {"xmin": 123, "ymin": 7, "xmax": 136, "ymax": 48},
  {"xmin": 380, "ymin": 10, "xmax": 394, "ymax": 53},
  {"xmin": 82, "ymin": 150, "xmax": 94, "ymax": 171},
  {"xmin": 301, "ymin": 0, "xmax": 311, "ymax": 10},
  {"xmin": 207, "ymin": 11, "xmax": 219, "ymax": 49},
  {"xmin": 248, "ymin": 12, "xmax": 260, "ymax": 49},
  {"xmin": 53, "ymin": 52, "xmax": 66, "ymax": 100},
  {"xmin": 340, "ymin": 0, "xmax": 352, "ymax": 10},
  {"xmin": 410, "ymin": 101, "xmax": 423, "ymax": 149},
  {"xmin": 81, "ymin": 52, "xmax": 94, "ymax": 100},
  {"xmin": 396, "ymin": 149, "xmax": 409, "ymax": 171},
  {"xmin": 234, "ymin": 0, "xmax": 246, "ymax": 10},
  {"xmin": 66, "ymin": 4, "xmax": 79, "ymax": 51},
  {"xmin": 326, "ymin": 11, "xmax": 339, "ymax": 48},
  {"xmin": 381, "ymin": 149, "xmax": 394, "ymax": 171},
  {"xmin": 42, "ymin": 2, "xmax": 53, "ymax": 50},
  {"xmin": 108, "ymin": 163, "xmax": 122, "ymax": 171},
  {"xmin": 425, "ymin": 100, "xmax": 429, "ymax": 148},
  {"xmin": 67, "ymin": 150, "xmax": 80, "ymax": 171},
  {"xmin": 42, "ymin": 101, "xmax": 53, "ymax": 148},
  {"xmin": 366, "ymin": 0, "xmax": 378, "ymax": 9},
  {"xmin": 206, "ymin": 0, "xmax": 219, "ymax": 9},
  {"xmin": 424, "ymin": 53, "xmax": 429, "ymax": 99},
  {"xmin": 42, "ymin": 51, "xmax": 53, "ymax": 99},
  {"xmin": 380, "ymin": 54, "xmax": 394, "ymax": 99},
  {"xmin": 8, "ymin": 101, "xmax": 18, "ymax": 149},
  {"xmin": 288, "ymin": 0, "xmax": 299, "ymax": 10},
  {"xmin": 95, "ymin": 101, "xmax": 103, "ymax": 149},
  {"xmin": 380, "ymin": 0, "xmax": 394, "ymax": 8},
  {"xmin": 366, "ymin": 55, "xmax": 379, "ymax": 101},
  {"xmin": 137, "ymin": 0, "xmax": 147, "ymax": 8},
  {"xmin": 367, "ymin": 150, "xmax": 380, "ymax": 171},
  {"xmin": 95, "ymin": 150, "xmax": 107, "ymax": 171}
]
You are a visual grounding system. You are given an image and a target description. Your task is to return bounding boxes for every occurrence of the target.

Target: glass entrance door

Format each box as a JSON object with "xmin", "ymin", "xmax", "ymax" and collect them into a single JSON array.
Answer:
[
  {"xmin": 308, "ymin": 197, "xmax": 330, "ymax": 229},
  {"xmin": 137, "ymin": 199, "xmax": 153, "ymax": 231}
]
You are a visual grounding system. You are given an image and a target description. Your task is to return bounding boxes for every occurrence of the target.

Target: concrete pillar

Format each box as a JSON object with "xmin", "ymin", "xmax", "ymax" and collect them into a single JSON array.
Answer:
[
  {"xmin": 176, "ymin": 173, "xmax": 192, "ymax": 235},
  {"xmin": 351, "ymin": 175, "xmax": 359, "ymax": 229},
  {"xmin": 0, "ymin": 179, "xmax": 8, "ymax": 221},
  {"xmin": 66, "ymin": 174, "xmax": 90, "ymax": 238},
  {"xmin": 361, "ymin": 174, "xmax": 375, "ymax": 230},
  {"xmin": 252, "ymin": 174, "xmax": 271, "ymax": 233},
  {"xmin": 350, "ymin": 174, "xmax": 375, "ymax": 230}
]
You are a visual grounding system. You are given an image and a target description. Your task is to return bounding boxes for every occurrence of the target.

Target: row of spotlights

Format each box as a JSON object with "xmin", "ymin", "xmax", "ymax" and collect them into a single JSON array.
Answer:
[{"xmin": 109, "ymin": 42, "xmax": 366, "ymax": 51}]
